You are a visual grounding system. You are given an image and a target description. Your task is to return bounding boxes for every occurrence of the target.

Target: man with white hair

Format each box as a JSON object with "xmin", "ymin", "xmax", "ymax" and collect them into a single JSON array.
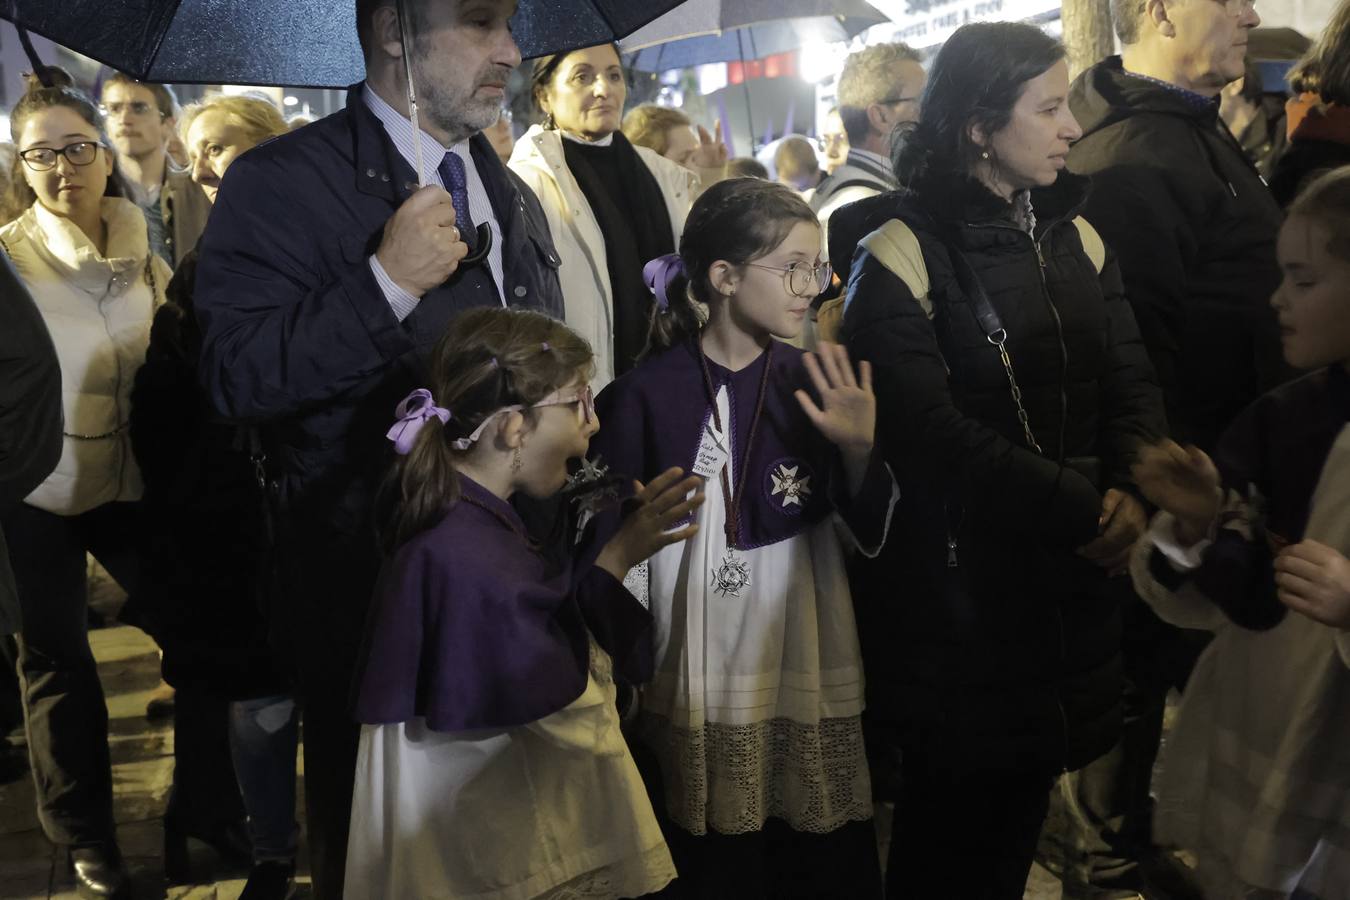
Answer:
[{"xmin": 1053, "ymin": 3, "xmax": 1285, "ymax": 895}]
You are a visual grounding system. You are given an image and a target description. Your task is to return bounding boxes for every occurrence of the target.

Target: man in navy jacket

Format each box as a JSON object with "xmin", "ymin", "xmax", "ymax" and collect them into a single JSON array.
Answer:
[{"xmin": 194, "ymin": 1, "xmax": 562, "ymax": 895}]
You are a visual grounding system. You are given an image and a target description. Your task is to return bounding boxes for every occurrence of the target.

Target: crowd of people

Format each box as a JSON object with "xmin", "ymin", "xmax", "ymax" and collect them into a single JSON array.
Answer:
[{"xmin": 1, "ymin": 0, "xmax": 1348, "ymax": 898}]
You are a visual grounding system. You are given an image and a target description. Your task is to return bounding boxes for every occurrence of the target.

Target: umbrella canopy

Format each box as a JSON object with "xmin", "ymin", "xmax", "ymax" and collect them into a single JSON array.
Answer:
[
  {"xmin": 624, "ymin": 15, "xmax": 882, "ymax": 72},
  {"xmin": 621, "ymin": 0, "xmax": 886, "ymax": 72},
  {"xmin": 1, "ymin": 0, "xmax": 689, "ymax": 88}
]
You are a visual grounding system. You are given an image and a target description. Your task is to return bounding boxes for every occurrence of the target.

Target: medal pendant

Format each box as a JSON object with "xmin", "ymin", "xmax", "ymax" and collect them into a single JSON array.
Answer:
[{"xmin": 712, "ymin": 548, "xmax": 751, "ymax": 598}]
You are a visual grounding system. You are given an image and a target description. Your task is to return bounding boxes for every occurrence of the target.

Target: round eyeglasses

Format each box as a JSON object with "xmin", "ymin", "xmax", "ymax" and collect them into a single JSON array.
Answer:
[
  {"xmin": 19, "ymin": 141, "xmax": 107, "ymax": 172},
  {"xmin": 744, "ymin": 259, "xmax": 833, "ymax": 298},
  {"xmin": 1216, "ymin": 0, "xmax": 1256, "ymax": 14}
]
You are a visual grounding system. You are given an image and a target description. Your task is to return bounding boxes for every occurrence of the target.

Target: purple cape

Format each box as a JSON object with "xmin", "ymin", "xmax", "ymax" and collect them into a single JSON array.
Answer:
[
  {"xmin": 588, "ymin": 339, "xmax": 892, "ymax": 551},
  {"xmin": 351, "ymin": 476, "xmax": 652, "ymax": 731}
]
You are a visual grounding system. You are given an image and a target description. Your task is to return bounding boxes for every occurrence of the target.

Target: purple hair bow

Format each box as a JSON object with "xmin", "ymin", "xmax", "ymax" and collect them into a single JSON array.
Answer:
[
  {"xmin": 386, "ymin": 388, "xmax": 451, "ymax": 455},
  {"xmin": 642, "ymin": 254, "xmax": 685, "ymax": 311}
]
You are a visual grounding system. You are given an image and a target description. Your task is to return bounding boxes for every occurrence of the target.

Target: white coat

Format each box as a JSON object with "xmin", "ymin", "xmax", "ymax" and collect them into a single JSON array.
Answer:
[
  {"xmin": 0, "ymin": 198, "xmax": 169, "ymax": 516},
  {"xmin": 509, "ymin": 125, "xmax": 696, "ymax": 388}
]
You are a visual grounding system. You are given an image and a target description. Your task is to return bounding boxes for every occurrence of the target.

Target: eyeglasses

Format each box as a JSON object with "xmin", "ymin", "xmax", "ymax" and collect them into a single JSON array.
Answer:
[
  {"xmin": 533, "ymin": 384, "xmax": 595, "ymax": 424},
  {"xmin": 1216, "ymin": 0, "xmax": 1257, "ymax": 13},
  {"xmin": 18, "ymin": 141, "xmax": 107, "ymax": 172},
  {"xmin": 102, "ymin": 100, "xmax": 163, "ymax": 118},
  {"xmin": 817, "ymin": 132, "xmax": 847, "ymax": 152},
  {"xmin": 744, "ymin": 259, "xmax": 833, "ymax": 298},
  {"xmin": 877, "ymin": 95, "xmax": 921, "ymax": 107},
  {"xmin": 452, "ymin": 384, "xmax": 595, "ymax": 449}
]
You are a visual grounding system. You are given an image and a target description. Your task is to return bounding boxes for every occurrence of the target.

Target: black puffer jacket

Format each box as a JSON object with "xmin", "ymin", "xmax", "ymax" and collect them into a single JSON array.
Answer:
[
  {"xmin": 1068, "ymin": 57, "xmax": 1287, "ymax": 451},
  {"xmin": 841, "ymin": 171, "xmax": 1166, "ymax": 777}
]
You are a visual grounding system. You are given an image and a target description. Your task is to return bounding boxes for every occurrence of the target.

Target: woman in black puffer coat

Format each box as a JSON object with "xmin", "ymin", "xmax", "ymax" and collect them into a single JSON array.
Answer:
[{"xmin": 839, "ymin": 23, "xmax": 1166, "ymax": 899}]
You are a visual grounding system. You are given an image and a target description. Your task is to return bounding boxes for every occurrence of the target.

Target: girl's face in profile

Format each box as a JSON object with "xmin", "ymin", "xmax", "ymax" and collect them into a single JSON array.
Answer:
[
  {"xmin": 515, "ymin": 374, "xmax": 598, "ymax": 498},
  {"xmin": 1272, "ymin": 214, "xmax": 1350, "ymax": 372},
  {"xmin": 722, "ymin": 220, "xmax": 827, "ymax": 342}
]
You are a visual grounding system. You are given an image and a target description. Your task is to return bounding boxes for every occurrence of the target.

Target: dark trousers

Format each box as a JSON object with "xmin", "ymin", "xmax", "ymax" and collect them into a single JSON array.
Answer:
[
  {"xmin": 2, "ymin": 501, "xmax": 141, "ymax": 847},
  {"xmin": 168, "ymin": 688, "xmax": 247, "ymax": 828},
  {"xmin": 1037, "ymin": 598, "xmax": 1208, "ymax": 894},
  {"xmin": 276, "ymin": 524, "xmax": 379, "ymax": 900},
  {"xmin": 888, "ymin": 753, "xmax": 1054, "ymax": 899}
]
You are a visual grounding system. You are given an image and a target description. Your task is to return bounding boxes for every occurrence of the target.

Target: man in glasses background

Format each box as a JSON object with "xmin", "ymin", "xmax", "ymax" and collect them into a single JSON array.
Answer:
[
  {"xmin": 1044, "ymin": 2, "xmax": 1285, "ymax": 896},
  {"xmin": 811, "ymin": 42, "xmax": 925, "ymax": 235},
  {"xmin": 100, "ymin": 72, "xmax": 209, "ymax": 266}
]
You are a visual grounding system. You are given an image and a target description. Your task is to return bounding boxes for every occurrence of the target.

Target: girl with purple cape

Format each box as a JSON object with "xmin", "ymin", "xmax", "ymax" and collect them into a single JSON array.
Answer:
[
  {"xmin": 586, "ymin": 179, "xmax": 898, "ymax": 898},
  {"xmin": 1129, "ymin": 169, "xmax": 1350, "ymax": 898},
  {"xmin": 345, "ymin": 308, "xmax": 707, "ymax": 899}
]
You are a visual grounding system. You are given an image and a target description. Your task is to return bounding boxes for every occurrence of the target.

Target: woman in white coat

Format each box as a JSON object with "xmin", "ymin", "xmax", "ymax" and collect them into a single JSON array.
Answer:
[
  {"xmin": 0, "ymin": 84, "xmax": 169, "ymax": 899},
  {"xmin": 510, "ymin": 43, "xmax": 697, "ymax": 389}
]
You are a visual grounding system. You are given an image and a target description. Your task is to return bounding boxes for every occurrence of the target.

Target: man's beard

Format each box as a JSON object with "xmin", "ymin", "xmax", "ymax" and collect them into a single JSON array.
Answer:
[{"xmin": 413, "ymin": 53, "xmax": 508, "ymax": 143}]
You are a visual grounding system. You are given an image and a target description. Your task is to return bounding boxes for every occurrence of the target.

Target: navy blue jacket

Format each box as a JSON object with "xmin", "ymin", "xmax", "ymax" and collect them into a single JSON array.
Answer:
[{"xmin": 195, "ymin": 86, "xmax": 563, "ymax": 534}]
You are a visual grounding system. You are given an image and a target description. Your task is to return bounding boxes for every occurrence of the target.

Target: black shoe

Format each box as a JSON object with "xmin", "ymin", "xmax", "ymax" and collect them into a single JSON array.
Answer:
[
  {"xmin": 163, "ymin": 812, "xmax": 253, "ymax": 884},
  {"xmin": 239, "ymin": 860, "xmax": 296, "ymax": 900},
  {"xmin": 68, "ymin": 845, "xmax": 130, "ymax": 899}
]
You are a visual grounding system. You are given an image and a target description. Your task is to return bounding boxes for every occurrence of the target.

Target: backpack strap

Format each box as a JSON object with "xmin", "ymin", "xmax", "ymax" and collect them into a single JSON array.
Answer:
[
  {"xmin": 1072, "ymin": 216, "xmax": 1106, "ymax": 274},
  {"xmin": 854, "ymin": 218, "xmax": 932, "ymax": 318}
]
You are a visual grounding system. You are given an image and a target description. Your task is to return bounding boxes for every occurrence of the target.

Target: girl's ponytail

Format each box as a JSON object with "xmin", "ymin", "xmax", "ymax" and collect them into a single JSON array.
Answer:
[{"xmin": 642, "ymin": 253, "xmax": 704, "ymax": 356}]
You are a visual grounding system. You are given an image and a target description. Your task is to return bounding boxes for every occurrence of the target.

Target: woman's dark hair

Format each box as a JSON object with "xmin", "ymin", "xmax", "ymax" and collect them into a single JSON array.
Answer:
[
  {"xmin": 1289, "ymin": 0, "xmax": 1350, "ymax": 105},
  {"xmin": 530, "ymin": 42, "xmax": 624, "ymax": 125},
  {"xmin": 646, "ymin": 177, "xmax": 819, "ymax": 353},
  {"xmin": 7, "ymin": 86, "xmax": 128, "ymax": 213},
  {"xmin": 892, "ymin": 22, "xmax": 1066, "ymax": 189},
  {"xmin": 1288, "ymin": 165, "xmax": 1350, "ymax": 263},
  {"xmin": 377, "ymin": 308, "xmax": 593, "ymax": 553}
]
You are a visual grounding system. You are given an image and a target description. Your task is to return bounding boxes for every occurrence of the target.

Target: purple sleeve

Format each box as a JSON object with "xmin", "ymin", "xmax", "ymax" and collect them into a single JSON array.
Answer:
[{"xmin": 573, "ymin": 566, "xmax": 654, "ymax": 685}]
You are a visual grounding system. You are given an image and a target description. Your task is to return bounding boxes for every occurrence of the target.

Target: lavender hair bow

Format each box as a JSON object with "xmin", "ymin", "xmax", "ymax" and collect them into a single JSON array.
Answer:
[
  {"xmin": 386, "ymin": 389, "xmax": 451, "ymax": 455},
  {"xmin": 642, "ymin": 254, "xmax": 685, "ymax": 311}
]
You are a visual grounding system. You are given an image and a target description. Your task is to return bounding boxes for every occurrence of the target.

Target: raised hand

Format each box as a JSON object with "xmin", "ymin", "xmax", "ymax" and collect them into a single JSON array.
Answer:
[
  {"xmin": 795, "ymin": 342, "xmax": 875, "ymax": 455},
  {"xmin": 1274, "ymin": 540, "xmax": 1350, "ymax": 629},
  {"xmin": 1131, "ymin": 439, "xmax": 1223, "ymax": 545},
  {"xmin": 596, "ymin": 467, "xmax": 704, "ymax": 579},
  {"xmin": 691, "ymin": 121, "xmax": 729, "ymax": 170}
]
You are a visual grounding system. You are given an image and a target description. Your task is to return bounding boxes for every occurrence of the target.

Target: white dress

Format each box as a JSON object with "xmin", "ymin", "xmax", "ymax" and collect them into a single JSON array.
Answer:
[
  {"xmin": 1132, "ymin": 426, "xmax": 1350, "ymax": 900},
  {"xmin": 344, "ymin": 639, "xmax": 676, "ymax": 900},
  {"xmin": 628, "ymin": 384, "xmax": 898, "ymax": 837}
]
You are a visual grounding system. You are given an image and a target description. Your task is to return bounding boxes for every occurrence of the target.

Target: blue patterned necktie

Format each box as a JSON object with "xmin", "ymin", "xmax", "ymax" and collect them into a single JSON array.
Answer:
[{"xmin": 437, "ymin": 150, "xmax": 476, "ymax": 252}]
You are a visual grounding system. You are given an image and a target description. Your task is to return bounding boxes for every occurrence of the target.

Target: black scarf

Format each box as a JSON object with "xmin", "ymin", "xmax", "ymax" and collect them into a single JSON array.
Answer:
[{"xmin": 562, "ymin": 131, "xmax": 676, "ymax": 376}]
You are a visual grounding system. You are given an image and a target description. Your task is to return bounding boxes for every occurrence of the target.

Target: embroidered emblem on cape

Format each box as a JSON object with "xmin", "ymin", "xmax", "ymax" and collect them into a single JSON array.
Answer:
[{"xmin": 764, "ymin": 459, "xmax": 814, "ymax": 517}]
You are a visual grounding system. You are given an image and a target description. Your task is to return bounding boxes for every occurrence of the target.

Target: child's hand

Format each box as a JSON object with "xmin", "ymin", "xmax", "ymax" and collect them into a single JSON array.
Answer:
[
  {"xmin": 1274, "ymin": 540, "xmax": 1350, "ymax": 629},
  {"xmin": 596, "ymin": 467, "xmax": 704, "ymax": 580},
  {"xmin": 1130, "ymin": 439, "xmax": 1222, "ymax": 545},
  {"xmin": 796, "ymin": 343, "xmax": 875, "ymax": 456}
]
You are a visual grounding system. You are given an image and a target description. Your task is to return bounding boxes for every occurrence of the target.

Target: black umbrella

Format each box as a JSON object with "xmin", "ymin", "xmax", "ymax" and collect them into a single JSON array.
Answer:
[{"xmin": 1, "ymin": 0, "xmax": 690, "ymax": 89}]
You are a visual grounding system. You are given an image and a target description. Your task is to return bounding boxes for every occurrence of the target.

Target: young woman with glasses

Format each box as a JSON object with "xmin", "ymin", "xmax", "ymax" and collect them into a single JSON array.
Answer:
[
  {"xmin": 0, "ymin": 84, "xmax": 170, "ymax": 900},
  {"xmin": 582, "ymin": 177, "xmax": 897, "ymax": 899}
]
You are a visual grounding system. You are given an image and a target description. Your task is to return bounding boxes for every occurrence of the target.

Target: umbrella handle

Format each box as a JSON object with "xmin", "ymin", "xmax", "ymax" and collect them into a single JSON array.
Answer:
[
  {"xmin": 395, "ymin": 0, "xmax": 427, "ymax": 188},
  {"xmin": 462, "ymin": 223, "xmax": 494, "ymax": 268}
]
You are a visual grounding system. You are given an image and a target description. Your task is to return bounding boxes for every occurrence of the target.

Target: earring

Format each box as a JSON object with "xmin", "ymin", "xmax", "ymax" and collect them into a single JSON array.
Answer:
[
  {"xmin": 543, "ymin": 112, "xmax": 556, "ymax": 131},
  {"xmin": 511, "ymin": 447, "xmax": 524, "ymax": 472},
  {"xmin": 981, "ymin": 150, "xmax": 990, "ymax": 160}
]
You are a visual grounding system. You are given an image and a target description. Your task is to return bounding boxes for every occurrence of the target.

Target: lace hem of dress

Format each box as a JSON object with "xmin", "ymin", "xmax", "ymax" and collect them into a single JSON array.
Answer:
[
  {"xmin": 640, "ymin": 713, "xmax": 873, "ymax": 836},
  {"xmin": 540, "ymin": 843, "xmax": 677, "ymax": 900}
]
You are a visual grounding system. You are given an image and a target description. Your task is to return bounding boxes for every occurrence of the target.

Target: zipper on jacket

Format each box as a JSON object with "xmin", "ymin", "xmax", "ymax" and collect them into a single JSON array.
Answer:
[{"xmin": 1032, "ymin": 237, "xmax": 1071, "ymax": 461}]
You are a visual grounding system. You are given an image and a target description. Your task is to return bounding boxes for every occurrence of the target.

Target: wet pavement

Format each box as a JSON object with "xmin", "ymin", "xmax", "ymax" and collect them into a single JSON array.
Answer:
[{"xmin": 0, "ymin": 568, "xmax": 1080, "ymax": 900}]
